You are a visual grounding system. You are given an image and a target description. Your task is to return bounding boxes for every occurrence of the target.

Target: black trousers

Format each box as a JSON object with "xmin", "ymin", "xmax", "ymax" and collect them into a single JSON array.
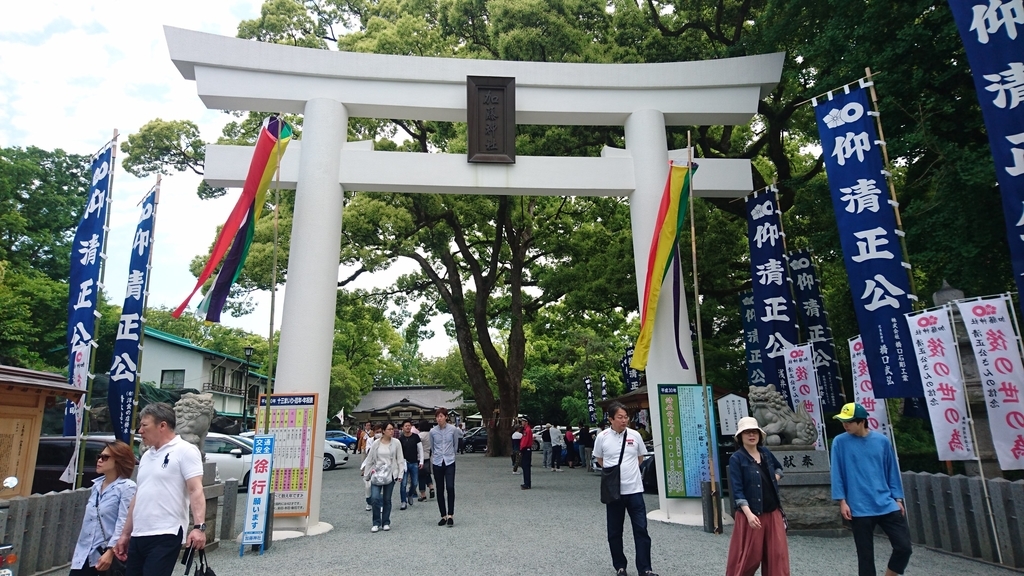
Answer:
[
  {"xmin": 125, "ymin": 527, "xmax": 183, "ymax": 576},
  {"xmin": 851, "ymin": 510, "xmax": 913, "ymax": 576},
  {"xmin": 433, "ymin": 461, "xmax": 457, "ymax": 517},
  {"xmin": 520, "ymin": 448, "xmax": 532, "ymax": 487}
]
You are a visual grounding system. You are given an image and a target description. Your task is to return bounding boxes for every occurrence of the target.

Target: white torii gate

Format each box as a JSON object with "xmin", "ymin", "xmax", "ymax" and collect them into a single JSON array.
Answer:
[{"xmin": 165, "ymin": 26, "xmax": 783, "ymax": 534}]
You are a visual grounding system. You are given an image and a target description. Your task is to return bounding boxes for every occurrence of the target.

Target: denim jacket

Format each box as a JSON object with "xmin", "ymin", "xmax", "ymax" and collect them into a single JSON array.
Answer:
[{"xmin": 728, "ymin": 446, "xmax": 783, "ymax": 516}]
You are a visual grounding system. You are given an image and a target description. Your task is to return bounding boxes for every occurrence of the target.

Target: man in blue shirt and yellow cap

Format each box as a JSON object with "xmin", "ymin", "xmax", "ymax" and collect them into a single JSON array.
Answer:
[{"xmin": 830, "ymin": 402, "xmax": 912, "ymax": 576}]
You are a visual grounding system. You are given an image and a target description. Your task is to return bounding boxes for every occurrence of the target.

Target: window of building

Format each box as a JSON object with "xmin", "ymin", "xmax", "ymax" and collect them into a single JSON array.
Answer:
[
  {"xmin": 161, "ymin": 370, "xmax": 185, "ymax": 389},
  {"xmin": 212, "ymin": 366, "xmax": 226, "ymax": 389},
  {"xmin": 231, "ymin": 370, "xmax": 243, "ymax": 392}
]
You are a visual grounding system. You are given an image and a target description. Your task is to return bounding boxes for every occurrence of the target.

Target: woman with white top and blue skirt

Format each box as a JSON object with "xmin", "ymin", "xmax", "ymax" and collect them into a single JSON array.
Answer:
[
  {"xmin": 70, "ymin": 441, "xmax": 137, "ymax": 576},
  {"xmin": 428, "ymin": 407, "xmax": 463, "ymax": 526}
]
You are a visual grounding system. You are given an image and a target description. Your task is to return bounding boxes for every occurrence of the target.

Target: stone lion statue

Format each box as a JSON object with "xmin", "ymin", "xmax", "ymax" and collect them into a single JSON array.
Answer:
[
  {"xmin": 174, "ymin": 392, "xmax": 215, "ymax": 458},
  {"xmin": 748, "ymin": 385, "xmax": 818, "ymax": 446}
]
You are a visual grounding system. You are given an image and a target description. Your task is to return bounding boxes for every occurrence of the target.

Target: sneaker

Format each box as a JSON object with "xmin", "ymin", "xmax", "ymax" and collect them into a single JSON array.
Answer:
[
  {"xmin": 521, "ymin": 485, "xmax": 530, "ymax": 490},
  {"xmin": 365, "ymin": 504, "xmax": 372, "ymax": 511},
  {"xmin": 429, "ymin": 488, "xmax": 435, "ymax": 499},
  {"xmin": 400, "ymin": 503, "xmax": 407, "ymax": 510},
  {"xmin": 555, "ymin": 468, "xmax": 564, "ymax": 472},
  {"xmin": 371, "ymin": 526, "xmax": 379, "ymax": 533},
  {"xmin": 383, "ymin": 524, "xmax": 391, "ymax": 531},
  {"xmin": 644, "ymin": 572, "xmax": 659, "ymax": 576},
  {"xmin": 615, "ymin": 570, "xmax": 627, "ymax": 576},
  {"xmin": 512, "ymin": 470, "xmax": 521, "ymax": 474}
]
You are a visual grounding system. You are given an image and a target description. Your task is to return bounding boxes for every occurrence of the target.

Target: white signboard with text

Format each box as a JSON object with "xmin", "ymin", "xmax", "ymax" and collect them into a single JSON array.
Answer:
[
  {"xmin": 848, "ymin": 336, "xmax": 892, "ymax": 440},
  {"xmin": 906, "ymin": 307, "xmax": 976, "ymax": 460}
]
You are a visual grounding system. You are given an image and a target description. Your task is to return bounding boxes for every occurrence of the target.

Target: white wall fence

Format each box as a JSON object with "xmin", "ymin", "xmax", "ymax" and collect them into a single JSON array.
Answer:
[
  {"xmin": 0, "ymin": 473, "xmax": 237, "ymax": 576},
  {"xmin": 901, "ymin": 471, "xmax": 1024, "ymax": 569}
]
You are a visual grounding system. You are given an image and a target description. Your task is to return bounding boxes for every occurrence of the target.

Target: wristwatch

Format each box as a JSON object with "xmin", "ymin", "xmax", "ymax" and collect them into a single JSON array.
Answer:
[{"xmin": 193, "ymin": 523, "xmax": 206, "ymax": 531}]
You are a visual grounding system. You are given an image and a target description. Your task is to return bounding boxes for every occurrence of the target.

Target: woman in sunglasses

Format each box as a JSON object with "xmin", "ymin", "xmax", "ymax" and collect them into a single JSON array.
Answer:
[{"xmin": 70, "ymin": 441, "xmax": 137, "ymax": 575}]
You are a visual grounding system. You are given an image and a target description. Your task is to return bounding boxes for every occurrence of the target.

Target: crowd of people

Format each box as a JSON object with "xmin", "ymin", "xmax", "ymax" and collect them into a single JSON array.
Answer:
[
  {"xmin": 356, "ymin": 407, "xmax": 464, "ymax": 532},
  {"xmin": 67, "ymin": 399, "xmax": 911, "ymax": 576}
]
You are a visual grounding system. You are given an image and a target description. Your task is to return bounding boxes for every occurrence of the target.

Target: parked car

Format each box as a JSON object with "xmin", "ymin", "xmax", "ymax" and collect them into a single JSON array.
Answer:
[
  {"xmin": 204, "ymin": 432, "xmax": 255, "ymax": 489},
  {"xmin": 32, "ymin": 435, "xmax": 139, "ymax": 495},
  {"xmin": 236, "ymin": 431, "xmax": 349, "ymax": 471},
  {"xmin": 324, "ymin": 430, "xmax": 357, "ymax": 448},
  {"xmin": 322, "ymin": 439, "xmax": 349, "ymax": 470},
  {"xmin": 463, "ymin": 429, "xmax": 488, "ymax": 452}
]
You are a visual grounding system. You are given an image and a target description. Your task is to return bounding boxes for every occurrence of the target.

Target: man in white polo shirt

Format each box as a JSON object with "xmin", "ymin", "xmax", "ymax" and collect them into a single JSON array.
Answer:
[
  {"xmin": 593, "ymin": 402, "xmax": 658, "ymax": 576},
  {"xmin": 113, "ymin": 403, "xmax": 206, "ymax": 576}
]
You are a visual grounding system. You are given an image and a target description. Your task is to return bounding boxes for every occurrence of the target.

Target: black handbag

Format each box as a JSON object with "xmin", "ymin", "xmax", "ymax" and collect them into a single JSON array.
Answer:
[
  {"xmin": 183, "ymin": 547, "xmax": 216, "ymax": 576},
  {"xmin": 600, "ymin": 431, "xmax": 628, "ymax": 504}
]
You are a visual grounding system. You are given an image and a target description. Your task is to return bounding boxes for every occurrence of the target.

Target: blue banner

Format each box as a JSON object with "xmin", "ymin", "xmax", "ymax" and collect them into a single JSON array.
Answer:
[
  {"xmin": 786, "ymin": 249, "xmax": 844, "ymax": 412},
  {"xmin": 108, "ymin": 187, "xmax": 157, "ymax": 442},
  {"xmin": 64, "ymin": 141, "xmax": 114, "ymax": 435},
  {"xmin": 585, "ymin": 376, "xmax": 597, "ymax": 424},
  {"xmin": 814, "ymin": 86, "xmax": 922, "ymax": 398},
  {"xmin": 739, "ymin": 291, "xmax": 766, "ymax": 387},
  {"xmin": 620, "ymin": 346, "xmax": 643, "ymax": 392},
  {"xmin": 746, "ymin": 187, "xmax": 800, "ymax": 403},
  {"xmin": 948, "ymin": 0, "xmax": 1024, "ymax": 321}
]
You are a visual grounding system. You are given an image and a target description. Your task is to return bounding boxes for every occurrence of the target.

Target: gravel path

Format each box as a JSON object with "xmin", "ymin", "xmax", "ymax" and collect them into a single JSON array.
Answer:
[{"xmin": 210, "ymin": 453, "xmax": 1015, "ymax": 575}]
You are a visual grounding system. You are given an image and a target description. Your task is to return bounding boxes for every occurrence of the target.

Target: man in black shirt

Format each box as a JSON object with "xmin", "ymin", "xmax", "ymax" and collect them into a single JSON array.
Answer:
[{"xmin": 397, "ymin": 420, "xmax": 423, "ymax": 510}]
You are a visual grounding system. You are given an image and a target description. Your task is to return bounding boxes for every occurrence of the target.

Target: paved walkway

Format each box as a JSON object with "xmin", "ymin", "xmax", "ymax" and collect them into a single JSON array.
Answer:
[{"xmin": 211, "ymin": 453, "xmax": 1015, "ymax": 575}]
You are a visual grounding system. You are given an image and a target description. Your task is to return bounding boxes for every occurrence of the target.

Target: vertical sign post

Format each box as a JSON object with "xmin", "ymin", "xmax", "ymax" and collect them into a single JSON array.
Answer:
[{"xmin": 241, "ymin": 435, "xmax": 275, "ymax": 555}]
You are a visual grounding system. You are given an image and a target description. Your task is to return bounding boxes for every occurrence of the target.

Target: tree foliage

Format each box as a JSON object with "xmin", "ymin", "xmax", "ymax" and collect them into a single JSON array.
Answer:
[
  {"xmin": 0, "ymin": 146, "xmax": 92, "ymax": 370},
  {"xmin": 114, "ymin": 0, "xmax": 1016, "ymax": 462}
]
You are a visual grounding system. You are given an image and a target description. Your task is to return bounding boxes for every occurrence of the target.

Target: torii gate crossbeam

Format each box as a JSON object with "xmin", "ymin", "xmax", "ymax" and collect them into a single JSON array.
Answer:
[{"xmin": 165, "ymin": 26, "xmax": 784, "ymax": 533}]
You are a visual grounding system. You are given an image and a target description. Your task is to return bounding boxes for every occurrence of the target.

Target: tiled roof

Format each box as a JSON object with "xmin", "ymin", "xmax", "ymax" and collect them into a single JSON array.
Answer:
[{"xmin": 353, "ymin": 386, "xmax": 465, "ymax": 412}]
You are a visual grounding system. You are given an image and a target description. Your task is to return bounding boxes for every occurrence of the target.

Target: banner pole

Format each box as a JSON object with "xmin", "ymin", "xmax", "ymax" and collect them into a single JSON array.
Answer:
[
  {"xmin": 686, "ymin": 133, "xmax": 721, "ymax": 534},
  {"xmin": 75, "ymin": 129, "xmax": 118, "ymax": 489},
  {"xmin": 945, "ymin": 303, "xmax": 1003, "ymax": 564},
  {"xmin": 129, "ymin": 177, "xmax": 161, "ymax": 441},
  {"xmin": 263, "ymin": 117, "xmax": 284, "ymax": 435},
  {"xmin": 864, "ymin": 67, "xmax": 919, "ymax": 305}
]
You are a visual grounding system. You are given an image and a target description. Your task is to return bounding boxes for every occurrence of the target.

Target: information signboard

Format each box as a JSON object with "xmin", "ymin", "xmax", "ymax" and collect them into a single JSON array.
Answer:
[
  {"xmin": 241, "ymin": 435, "xmax": 274, "ymax": 552},
  {"xmin": 255, "ymin": 393, "xmax": 318, "ymax": 516},
  {"xmin": 658, "ymin": 384, "xmax": 721, "ymax": 498}
]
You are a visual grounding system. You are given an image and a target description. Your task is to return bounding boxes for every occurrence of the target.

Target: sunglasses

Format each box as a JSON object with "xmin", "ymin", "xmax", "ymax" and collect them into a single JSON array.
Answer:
[{"xmin": 97, "ymin": 454, "xmax": 111, "ymax": 462}]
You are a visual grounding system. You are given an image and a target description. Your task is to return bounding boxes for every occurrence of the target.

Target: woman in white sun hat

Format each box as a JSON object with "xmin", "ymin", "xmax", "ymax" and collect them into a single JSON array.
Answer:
[{"xmin": 725, "ymin": 416, "xmax": 790, "ymax": 576}]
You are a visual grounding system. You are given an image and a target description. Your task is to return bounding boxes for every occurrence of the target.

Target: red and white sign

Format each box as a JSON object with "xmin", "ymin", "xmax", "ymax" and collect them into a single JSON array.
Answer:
[
  {"xmin": 956, "ymin": 296, "xmax": 1024, "ymax": 471},
  {"xmin": 905, "ymin": 307, "xmax": 976, "ymax": 460},
  {"xmin": 848, "ymin": 336, "xmax": 892, "ymax": 440},
  {"xmin": 783, "ymin": 344, "xmax": 826, "ymax": 451}
]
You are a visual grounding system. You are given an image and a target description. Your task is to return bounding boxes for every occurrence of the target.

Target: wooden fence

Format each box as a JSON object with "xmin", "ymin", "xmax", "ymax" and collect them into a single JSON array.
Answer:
[{"xmin": 902, "ymin": 471, "xmax": 1024, "ymax": 569}]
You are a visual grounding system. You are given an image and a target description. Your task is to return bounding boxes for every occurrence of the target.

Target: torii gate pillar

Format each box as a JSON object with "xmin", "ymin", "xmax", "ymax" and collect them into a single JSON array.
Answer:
[{"xmin": 273, "ymin": 98, "xmax": 348, "ymax": 531}]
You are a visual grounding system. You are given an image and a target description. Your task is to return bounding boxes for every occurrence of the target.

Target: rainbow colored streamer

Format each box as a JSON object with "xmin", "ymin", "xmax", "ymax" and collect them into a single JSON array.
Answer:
[
  {"xmin": 173, "ymin": 116, "xmax": 293, "ymax": 320},
  {"xmin": 630, "ymin": 163, "xmax": 694, "ymax": 371}
]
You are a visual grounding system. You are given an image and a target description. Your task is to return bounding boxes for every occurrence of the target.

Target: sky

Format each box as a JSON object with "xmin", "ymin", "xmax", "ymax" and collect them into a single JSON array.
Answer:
[{"xmin": 0, "ymin": 1, "xmax": 453, "ymax": 357}]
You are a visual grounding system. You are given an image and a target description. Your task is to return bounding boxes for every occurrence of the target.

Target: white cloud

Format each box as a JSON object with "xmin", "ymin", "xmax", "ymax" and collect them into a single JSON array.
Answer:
[{"xmin": 1, "ymin": 1, "xmax": 454, "ymax": 358}]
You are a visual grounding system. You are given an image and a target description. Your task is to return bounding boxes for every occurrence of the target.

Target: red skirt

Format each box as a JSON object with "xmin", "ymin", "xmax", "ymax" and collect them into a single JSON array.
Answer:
[{"xmin": 725, "ymin": 508, "xmax": 790, "ymax": 576}]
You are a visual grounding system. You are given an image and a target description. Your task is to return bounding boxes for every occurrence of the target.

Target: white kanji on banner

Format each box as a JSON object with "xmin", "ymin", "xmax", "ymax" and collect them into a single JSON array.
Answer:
[
  {"xmin": 783, "ymin": 344, "xmax": 826, "ymax": 451},
  {"xmin": 848, "ymin": 336, "xmax": 892, "ymax": 440},
  {"xmin": 956, "ymin": 296, "xmax": 1024, "ymax": 471},
  {"xmin": 905, "ymin": 307, "xmax": 976, "ymax": 460}
]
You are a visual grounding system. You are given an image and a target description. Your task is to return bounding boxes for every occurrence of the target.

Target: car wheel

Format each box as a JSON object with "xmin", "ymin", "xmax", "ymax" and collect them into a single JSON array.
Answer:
[
  {"xmin": 323, "ymin": 454, "xmax": 335, "ymax": 471},
  {"xmin": 465, "ymin": 443, "xmax": 475, "ymax": 453},
  {"xmin": 241, "ymin": 472, "xmax": 250, "ymax": 492}
]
